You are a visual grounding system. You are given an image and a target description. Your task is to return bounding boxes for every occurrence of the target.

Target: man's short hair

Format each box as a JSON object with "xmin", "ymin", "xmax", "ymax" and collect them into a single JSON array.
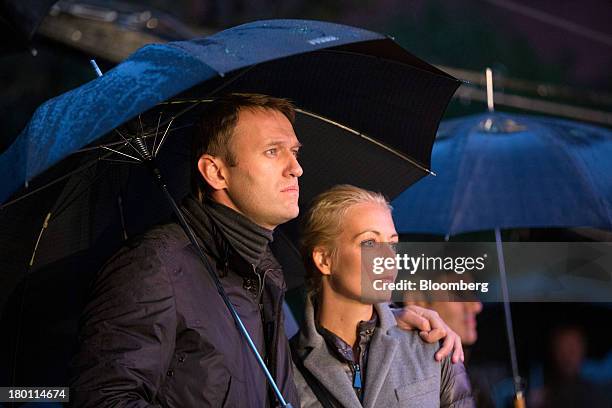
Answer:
[{"xmin": 191, "ymin": 93, "xmax": 296, "ymax": 201}]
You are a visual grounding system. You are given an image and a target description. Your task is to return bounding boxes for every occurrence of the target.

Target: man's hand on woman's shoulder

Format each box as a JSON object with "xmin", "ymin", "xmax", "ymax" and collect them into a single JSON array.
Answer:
[{"xmin": 392, "ymin": 304, "xmax": 464, "ymax": 363}]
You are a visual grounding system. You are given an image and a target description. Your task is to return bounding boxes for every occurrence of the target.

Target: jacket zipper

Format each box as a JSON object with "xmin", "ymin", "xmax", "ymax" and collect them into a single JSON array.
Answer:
[
  {"xmin": 252, "ymin": 264, "xmax": 268, "ymax": 317},
  {"xmin": 252, "ymin": 265, "xmax": 270, "ymax": 363},
  {"xmin": 255, "ymin": 265, "xmax": 269, "ymax": 305},
  {"xmin": 253, "ymin": 264, "xmax": 284, "ymax": 406},
  {"xmin": 352, "ymin": 362, "xmax": 363, "ymax": 402}
]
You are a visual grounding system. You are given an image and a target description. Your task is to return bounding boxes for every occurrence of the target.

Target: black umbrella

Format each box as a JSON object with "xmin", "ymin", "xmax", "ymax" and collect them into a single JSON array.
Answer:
[
  {"xmin": 0, "ymin": 19, "xmax": 459, "ymax": 404},
  {"xmin": 1, "ymin": 18, "xmax": 460, "ymax": 289}
]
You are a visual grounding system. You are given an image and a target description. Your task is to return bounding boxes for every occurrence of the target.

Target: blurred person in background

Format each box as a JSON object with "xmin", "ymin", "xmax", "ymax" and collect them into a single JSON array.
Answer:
[{"xmin": 528, "ymin": 324, "xmax": 610, "ymax": 408}]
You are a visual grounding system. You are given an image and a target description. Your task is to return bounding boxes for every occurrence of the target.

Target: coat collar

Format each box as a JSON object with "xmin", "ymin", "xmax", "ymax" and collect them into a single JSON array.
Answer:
[
  {"xmin": 180, "ymin": 195, "xmax": 274, "ymax": 268},
  {"xmin": 297, "ymin": 295, "xmax": 400, "ymax": 408},
  {"xmin": 361, "ymin": 312, "xmax": 399, "ymax": 408}
]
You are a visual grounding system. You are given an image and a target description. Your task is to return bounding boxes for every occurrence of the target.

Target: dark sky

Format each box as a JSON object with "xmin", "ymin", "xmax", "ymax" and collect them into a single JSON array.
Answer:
[
  {"xmin": 330, "ymin": 0, "xmax": 612, "ymax": 90},
  {"xmin": 470, "ymin": 0, "xmax": 612, "ymax": 86},
  {"xmin": 129, "ymin": 0, "xmax": 611, "ymax": 91}
]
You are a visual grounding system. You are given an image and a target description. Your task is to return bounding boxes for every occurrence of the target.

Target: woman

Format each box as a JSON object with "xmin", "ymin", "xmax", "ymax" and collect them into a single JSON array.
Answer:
[{"xmin": 292, "ymin": 185, "xmax": 474, "ymax": 408}]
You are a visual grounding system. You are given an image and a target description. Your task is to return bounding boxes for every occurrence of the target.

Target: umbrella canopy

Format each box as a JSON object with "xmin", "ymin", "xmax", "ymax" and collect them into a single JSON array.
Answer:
[
  {"xmin": 0, "ymin": 18, "xmax": 460, "ymax": 288},
  {"xmin": 393, "ymin": 112, "xmax": 612, "ymax": 235}
]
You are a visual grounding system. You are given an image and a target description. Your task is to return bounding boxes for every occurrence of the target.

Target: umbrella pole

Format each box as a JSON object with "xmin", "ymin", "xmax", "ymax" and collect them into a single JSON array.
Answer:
[
  {"xmin": 494, "ymin": 228, "xmax": 526, "ymax": 408},
  {"xmin": 149, "ymin": 164, "xmax": 293, "ymax": 408}
]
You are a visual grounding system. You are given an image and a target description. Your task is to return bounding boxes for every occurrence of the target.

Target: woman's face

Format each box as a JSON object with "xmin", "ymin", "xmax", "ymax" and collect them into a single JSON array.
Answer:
[{"xmin": 325, "ymin": 202, "xmax": 398, "ymax": 303}]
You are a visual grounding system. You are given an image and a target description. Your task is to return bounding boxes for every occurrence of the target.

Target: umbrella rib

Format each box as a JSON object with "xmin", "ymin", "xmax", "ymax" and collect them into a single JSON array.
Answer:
[
  {"xmin": 2, "ymin": 115, "xmax": 187, "ymax": 210},
  {"xmin": 294, "ymin": 108, "xmax": 436, "ymax": 176},
  {"xmin": 29, "ymin": 212, "xmax": 52, "ymax": 267},
  {"xmin": 154, "ymin": 118, "xmax": 175, "ymax": 158},
  {"xmin": 101, "ymin": 146, "xmax": 142, "ymax": 162},
  {"xmin": 113, "ymin": 128, "xmax": 145, "ymax": 159},
  {"xmin": 159, "ymin": 98, "xmax": 214, "ymax": 105},
  {"xmin": 152, "ymin": 112, "xmax": 163, "ymax": 157},
  {"xmin": 100, "ymin": 158, "xmax": 143, "ymax": 165},
  {"xmin": 138, "ymin": 115, "xmax": 145, "ymax": 139},
  {"xmin": 118, "ymin": 195, "xmax": 128, "ymax": 241},
  {"xmin": 0, "ymin": 152, "xmax": 113, "ymax": 210},
  {"xmin": 74, "ymin": 123, "xmax": 193, "ymax": 154}
]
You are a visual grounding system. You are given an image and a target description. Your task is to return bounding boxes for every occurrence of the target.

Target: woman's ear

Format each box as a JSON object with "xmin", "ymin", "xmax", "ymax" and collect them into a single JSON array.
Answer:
[
  {"xmin": 312, "ymin": 246, "xmax": 332, "ymax": 276},
  {"xmin": 198, "ymin": 154, "xmax": 228, "ymax": 191}
]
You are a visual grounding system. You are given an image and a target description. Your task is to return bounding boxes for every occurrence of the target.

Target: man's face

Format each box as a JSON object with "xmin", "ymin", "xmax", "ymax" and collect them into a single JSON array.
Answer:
[
  {"xmin": 429, "ymin": 300, "xmax": 482, "ymax": 346},
  {"xmin": 216, "ymin": 108, "xmax": 303, "ymax": 229}
]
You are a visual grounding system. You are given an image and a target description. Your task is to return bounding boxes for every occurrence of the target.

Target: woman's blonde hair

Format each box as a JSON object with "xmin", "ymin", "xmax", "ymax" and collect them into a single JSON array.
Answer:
[{"xmin": 300, "ymin": 184, "xmax": 391, "ymax": 296}]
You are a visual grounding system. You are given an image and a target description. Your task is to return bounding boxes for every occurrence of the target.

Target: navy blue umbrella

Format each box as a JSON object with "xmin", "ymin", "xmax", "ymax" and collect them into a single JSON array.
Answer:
[
  {"xmin": 392, "ymin": 111, "xmax": 612, "ymax": 404},
  {"xmin": 0, "ymin": 19, "xmax": 459, "ymax": 405},
  {"xmin": 393, "ymin": 111, "xmax": 612, "ymax": 235}
]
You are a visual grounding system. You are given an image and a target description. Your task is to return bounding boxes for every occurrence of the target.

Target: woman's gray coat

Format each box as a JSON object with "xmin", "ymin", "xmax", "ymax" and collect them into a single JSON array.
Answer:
[{"xmin": 292, "ymin": 298, "xmax": 475, "ymax": 408}]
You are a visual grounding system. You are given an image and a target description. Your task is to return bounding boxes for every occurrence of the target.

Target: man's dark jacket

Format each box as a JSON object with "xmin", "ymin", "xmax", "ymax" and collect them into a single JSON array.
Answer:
[{"xmin": 71, "ymin": 197, "xmax": 300, "ymax": 407}]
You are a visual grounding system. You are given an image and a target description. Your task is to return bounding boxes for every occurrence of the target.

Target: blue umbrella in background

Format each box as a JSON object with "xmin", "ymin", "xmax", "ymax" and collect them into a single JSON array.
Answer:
[
  {"xmin": 392, "ymin": 112, "xmax": 612, "ymax": 303},
  {"xmin": 393, "ymin": 112, "xmax": 612, "ymax": 235},
  {"xmin": 392, "ymin": 111, "xmax": 612, "ymax": 405},
  {"xmin": 0, "ymin": 19, "xmax": 459, "ymax": 404}
]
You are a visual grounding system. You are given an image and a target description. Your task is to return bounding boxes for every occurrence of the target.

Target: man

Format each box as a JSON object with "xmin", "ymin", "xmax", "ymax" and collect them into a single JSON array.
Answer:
[{"xmin": 71, "ymin": 93, "xmax": 462, "ymax": 407}]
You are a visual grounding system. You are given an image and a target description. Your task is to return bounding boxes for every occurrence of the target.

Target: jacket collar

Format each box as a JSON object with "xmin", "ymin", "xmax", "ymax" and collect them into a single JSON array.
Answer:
[
  {"xmin": 316, "ymin": 314, "xmax": 377, "ymax": 364},
  {"xmin": 297, "ymin": 295, "xmax": 400, "ymax": 408},
  {"xmin": 298, "ymin": 295, "xmax": 398, "ymax": 348},
  {"xmin": 362, "ymin": 307, "xmax": 400, "ymax": 408},
  {"xmin": 181, "ymin": 195, "xmax": 273, "ymax": 268},
  {"xmin": 180, "ymin": 195, "xmax": 287, "ymax": 296}
]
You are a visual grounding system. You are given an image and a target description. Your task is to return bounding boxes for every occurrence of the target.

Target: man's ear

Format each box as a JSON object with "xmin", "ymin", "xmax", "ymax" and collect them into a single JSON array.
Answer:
[
  {"xmin": 312, "ymin": 246, "xmax": 332, "ymax": 276},
  {"xmin": 198, "ymin": 154, "xmax": 228, "ymax": 191}
]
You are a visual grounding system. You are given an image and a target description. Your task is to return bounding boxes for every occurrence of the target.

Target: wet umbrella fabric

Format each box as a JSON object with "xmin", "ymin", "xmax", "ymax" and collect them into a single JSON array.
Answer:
[
  {"xmin": 393, "ymin": 111, "xmax": 612, "ymax": 235},
  {"xmin": 0, "ymin": 19, "xmax": 459, "ymax": 402}
]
